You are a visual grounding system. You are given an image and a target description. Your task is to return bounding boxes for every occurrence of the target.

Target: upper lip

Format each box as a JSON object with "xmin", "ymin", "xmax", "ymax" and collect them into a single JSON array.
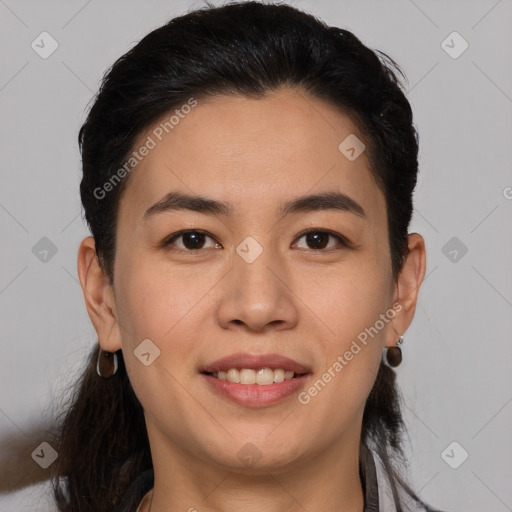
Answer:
[{"xmin": 202, "ymin": 353, "xmax": 311, "ymax": 374}]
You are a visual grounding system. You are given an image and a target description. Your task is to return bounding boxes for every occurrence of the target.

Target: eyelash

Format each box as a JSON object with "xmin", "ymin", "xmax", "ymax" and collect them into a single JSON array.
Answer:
[{"xmin": 161, "ymin": 228, "xmax": 353, "ymax": 254}]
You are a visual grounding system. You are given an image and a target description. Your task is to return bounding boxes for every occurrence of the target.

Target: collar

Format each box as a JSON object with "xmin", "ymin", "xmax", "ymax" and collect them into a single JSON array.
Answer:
[{"xmin": 360, "ymin": 441, "xmax": 380, "ymax": 512}]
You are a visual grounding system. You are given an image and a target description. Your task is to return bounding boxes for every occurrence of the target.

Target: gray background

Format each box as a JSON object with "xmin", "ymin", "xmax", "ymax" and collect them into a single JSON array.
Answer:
[{"xmin": 1, "ymin": 0, "xmax": 511, "ymax": 510}]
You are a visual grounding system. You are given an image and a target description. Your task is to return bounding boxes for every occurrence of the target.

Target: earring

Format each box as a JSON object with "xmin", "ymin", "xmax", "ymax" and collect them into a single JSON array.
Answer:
[
  {"xmin": 96, "ymin": 347, "xmax": 119, "ymax": 378},
  {"xmin": 384, "ymin": 335, "xmax": 403, "ymax": 367}
]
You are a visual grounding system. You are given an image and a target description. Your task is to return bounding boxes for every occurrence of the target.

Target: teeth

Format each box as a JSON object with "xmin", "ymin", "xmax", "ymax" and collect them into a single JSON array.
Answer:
[
  {"xmin": 210, "ymin": 368, "xmax": 297, "ymax": 385},
  {"xmin": 256, "ymin": 368, "xmax": 274, "ymax": 385},
  {"xmin": 227, "ymin": 368, "xmax": 240, "ymax": 383},
  {"xmin": 273, "ymin": 368, "xmax": 285, "ymax": 383},
  {"xmin": 240, "ymin": 369, "xmax": 256, "ymax": 384}
]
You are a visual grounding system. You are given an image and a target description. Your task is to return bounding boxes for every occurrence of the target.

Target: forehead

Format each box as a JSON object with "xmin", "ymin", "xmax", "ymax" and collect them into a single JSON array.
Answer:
[{"xmin": 117, "ymin": 87, "xmax": 385, "ymax": 224}]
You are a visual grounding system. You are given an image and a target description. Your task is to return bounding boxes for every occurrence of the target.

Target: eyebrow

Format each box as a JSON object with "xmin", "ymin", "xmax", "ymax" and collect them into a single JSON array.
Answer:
[{"xmin": 143, "ymin": 190, "xmax": 366, "ymax": 220}]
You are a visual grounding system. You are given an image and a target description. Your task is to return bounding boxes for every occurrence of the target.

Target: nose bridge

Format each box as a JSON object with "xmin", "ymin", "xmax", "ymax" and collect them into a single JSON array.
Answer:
[
  {"xmin": 216, "ymin": 233, "xmax": 298, "ymax": 332},
  {"xmin": 234, "ymin": 234, "xmax": 282, "ymax": 303}
]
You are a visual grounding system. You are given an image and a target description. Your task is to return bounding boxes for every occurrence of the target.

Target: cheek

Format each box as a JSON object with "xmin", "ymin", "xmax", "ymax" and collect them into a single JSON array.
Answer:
[
  {"xmin": 297, "ymin": 256, "xmax": 391, "ymax": 421},
  {"xmin": 310, "ymin": 255, "xmax": 393, "ymax": 343},
  {"xmin": 299, "ymin": 289, "xmax": 387, "ymax": 442},
  {"xmin": 112, "ymin": 255, "xmax": 202, "ymax": 431},
  {"xmin": 114, "ymin": 251, "xmax": 198, "ymax": 344},
  {"xmin": 112, "ymin": 250, "xmax": 219, "ymax": 392}
]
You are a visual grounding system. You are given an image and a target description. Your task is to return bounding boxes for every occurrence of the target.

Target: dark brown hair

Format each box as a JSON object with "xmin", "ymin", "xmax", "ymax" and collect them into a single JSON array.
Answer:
[{"xmin": 45, "ymin": 1, "xmax": 427, "ymax": 510}]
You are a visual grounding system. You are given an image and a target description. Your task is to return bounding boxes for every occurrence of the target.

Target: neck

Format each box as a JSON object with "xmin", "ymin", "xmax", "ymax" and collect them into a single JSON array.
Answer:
[{"xmin": 144, "ymin": 421, "xmax": 365, "ymax": 512}]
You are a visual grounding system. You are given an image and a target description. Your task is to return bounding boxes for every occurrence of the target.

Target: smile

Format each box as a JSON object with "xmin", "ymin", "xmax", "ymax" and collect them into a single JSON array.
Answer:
[{"xmin": 205, "ymin": 368, "xmax": 300, "ymax": 385}]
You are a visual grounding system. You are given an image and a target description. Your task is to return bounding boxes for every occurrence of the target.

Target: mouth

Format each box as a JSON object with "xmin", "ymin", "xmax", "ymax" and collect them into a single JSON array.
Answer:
[
  {"xmin": 202, "ymin": 368, "xmax": 308, "ymax": 385},
  {"xmin": 200, "ymin": 353, "xmax": 312, "ymax": 407}
]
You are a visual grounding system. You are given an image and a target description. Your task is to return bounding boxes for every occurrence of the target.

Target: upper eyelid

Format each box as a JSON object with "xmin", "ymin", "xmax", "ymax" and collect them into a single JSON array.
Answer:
[
  {"xmin": 165, "ymin": 229, "xmax": 217, "ymax": 244},
  {"xmin": 294, "ymin": 229, "xmax": 352, "ymax": 248}
]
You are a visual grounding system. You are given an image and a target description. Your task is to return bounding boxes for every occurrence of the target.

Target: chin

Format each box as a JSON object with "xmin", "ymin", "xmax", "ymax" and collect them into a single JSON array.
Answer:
[{"xmin": 203, "ymin": 435, "xmax": 310, "ymax": 475}]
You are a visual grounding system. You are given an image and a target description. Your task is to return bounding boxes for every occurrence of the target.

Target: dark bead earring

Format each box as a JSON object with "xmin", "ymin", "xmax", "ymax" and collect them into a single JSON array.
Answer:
[
  {"xmin": 96, "ymin": 347, "xmax": 119, "ymax": 378},
  {"xmin": 385, "ymin": 335, "xmax": 403, "ymax": 367}
]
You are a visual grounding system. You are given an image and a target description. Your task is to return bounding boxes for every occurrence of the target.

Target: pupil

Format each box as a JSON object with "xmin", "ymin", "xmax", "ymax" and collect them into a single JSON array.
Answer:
[
  {"xmin": 307, "ymin": 232, "xmax": 327, "ymax": 249},
  {"xmin": 184, "ymin": 233, "xmax": 204, "ymax": 250}
]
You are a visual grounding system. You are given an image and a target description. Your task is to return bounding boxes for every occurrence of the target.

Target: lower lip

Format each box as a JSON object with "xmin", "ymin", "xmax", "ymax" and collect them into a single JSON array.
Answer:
[{"xmin": 201, "ymin": 373, "xmax": 310, "ymax": 407}]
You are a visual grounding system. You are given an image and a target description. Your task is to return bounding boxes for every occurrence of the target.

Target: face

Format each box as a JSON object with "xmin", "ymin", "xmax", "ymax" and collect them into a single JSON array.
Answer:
[{"xmin": 91, "ymin": 87, "xmax": 410, "ymax": 474}]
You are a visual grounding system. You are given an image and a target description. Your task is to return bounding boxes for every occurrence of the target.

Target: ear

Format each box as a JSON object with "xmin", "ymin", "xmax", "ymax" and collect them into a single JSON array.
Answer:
[
  {"xmin": 386, "ymin": 233, "xmax": 426, "ymax": 346},
  {"xmin": 77, "ymin": 236, "xmax": 122, "ymax": 353}
]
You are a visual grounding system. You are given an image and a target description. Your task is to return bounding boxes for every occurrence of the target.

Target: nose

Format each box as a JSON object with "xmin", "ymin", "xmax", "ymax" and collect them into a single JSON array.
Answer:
[{"xmin": 215, "ymin": 240, "xmax": 299, "ymax": 334}]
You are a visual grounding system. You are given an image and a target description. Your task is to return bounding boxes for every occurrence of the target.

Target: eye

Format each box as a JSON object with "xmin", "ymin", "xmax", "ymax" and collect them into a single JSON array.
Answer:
[
  {"xmin": 163, "ymin": 230, "xmax": 221, "ymax": 252},
  {"xmin": 162, "ymin": 228, "xmax": 352, "ymax": 253},
  {"xmin": 293, "ymin": 229, "xmax": 351, "ymax": 251}
]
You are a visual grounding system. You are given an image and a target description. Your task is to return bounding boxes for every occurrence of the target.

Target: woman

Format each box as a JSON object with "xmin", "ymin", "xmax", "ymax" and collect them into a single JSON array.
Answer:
[{"xmin": 52, "ymin": 2, "xmax": 445, "ymax": 511}]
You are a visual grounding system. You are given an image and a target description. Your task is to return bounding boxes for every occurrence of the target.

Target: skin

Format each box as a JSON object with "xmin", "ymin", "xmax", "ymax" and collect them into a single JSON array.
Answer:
[{"xmin": 78, "ymin": 87, "xmax": 426, "ymax": 512}]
